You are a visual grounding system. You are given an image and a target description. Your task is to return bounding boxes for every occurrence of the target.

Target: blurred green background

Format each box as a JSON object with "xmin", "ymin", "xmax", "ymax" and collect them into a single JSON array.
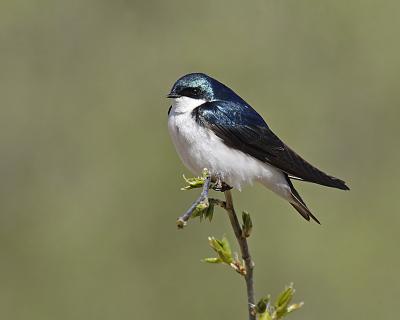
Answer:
[{"xmin": 1, "ymin": 1, "xmax": 399, "ymax": 319}]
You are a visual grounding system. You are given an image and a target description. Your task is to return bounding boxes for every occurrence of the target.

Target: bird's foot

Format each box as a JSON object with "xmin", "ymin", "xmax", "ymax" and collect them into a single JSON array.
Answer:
[{"xmin": 212, "ymin": 178, "xmax": 232, "ymax": 192}]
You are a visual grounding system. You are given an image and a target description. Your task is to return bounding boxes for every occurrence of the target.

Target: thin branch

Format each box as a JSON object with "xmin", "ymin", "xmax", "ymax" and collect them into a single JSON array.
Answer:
[
  {"xmin": 224, "ymin": 189, "xmax": 256, "ymax": 320},
  {"xmin": 177, "ymin": 175, "xmax": 211, "ymax": 228},
  {"xmin": 177, "ymin": 177, "xmax": 255, "ymax": 319},
  {"xmin": 178, "ymin": 175, "xmax": 303, "ymax": 320}
]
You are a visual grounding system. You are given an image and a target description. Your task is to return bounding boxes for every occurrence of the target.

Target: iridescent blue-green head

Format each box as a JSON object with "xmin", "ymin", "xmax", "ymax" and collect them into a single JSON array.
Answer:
[{"xmin": 167, "ymin": 73, "xmax": 243, "ymax": 102}]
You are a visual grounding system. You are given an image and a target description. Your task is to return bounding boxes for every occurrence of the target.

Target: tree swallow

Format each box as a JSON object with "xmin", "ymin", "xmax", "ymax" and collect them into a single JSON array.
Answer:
[{"xmin": 167, "ymin": 73, "xmax": 349, "ymax": 223}]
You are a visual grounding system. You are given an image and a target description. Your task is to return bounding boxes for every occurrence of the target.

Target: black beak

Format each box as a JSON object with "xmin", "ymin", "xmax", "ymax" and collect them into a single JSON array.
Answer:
[{"xmin": 166, "ymin": 93, "xmax": 180, "ymax": 98}]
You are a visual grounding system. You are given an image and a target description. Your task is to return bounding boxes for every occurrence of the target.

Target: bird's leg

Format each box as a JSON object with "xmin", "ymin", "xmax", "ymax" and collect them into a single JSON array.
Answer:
[
  {"xmin": 177, "ymin": 175, "xmax": 211, "ymax": 228},
  {"xmin": 212, "ymin": 175, "xmax": 233, "ymax": 192}
]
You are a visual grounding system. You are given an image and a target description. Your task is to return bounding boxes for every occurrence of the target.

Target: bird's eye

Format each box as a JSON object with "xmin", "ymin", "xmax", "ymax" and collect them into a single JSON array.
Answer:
[
  {"xmin": 189, "ymin": 87, "xmax": 201, "ymax": 97},
  {"xmin": 179, "ymin": 87, "xmax": 202, "ymax": 98}
]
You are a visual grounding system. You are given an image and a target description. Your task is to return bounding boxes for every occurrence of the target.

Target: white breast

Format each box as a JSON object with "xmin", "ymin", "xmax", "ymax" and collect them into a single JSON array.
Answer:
[{"xmin": 167, "ymin": 97, "xmax": 290, "ymax": 197}]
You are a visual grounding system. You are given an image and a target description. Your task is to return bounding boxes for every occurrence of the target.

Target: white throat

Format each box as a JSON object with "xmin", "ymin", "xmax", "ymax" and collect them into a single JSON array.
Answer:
[{"xmin": 171, "ymin": 96, "xmax": 207, "ymax": 114}]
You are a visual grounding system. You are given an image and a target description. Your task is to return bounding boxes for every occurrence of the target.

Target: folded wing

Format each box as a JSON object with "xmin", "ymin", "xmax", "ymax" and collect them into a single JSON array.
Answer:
[{"xmin": 193, "ymin": 100, "xmax": 349, "ymax": 190}]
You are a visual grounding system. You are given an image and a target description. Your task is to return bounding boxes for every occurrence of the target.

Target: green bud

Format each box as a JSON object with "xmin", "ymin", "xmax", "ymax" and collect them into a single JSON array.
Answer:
[
  {"xmin": 191, "ymin": 199, "xmax": 210, "ymax": 221},
  {"xmin": 205, "ymin": 202, "xmax": 214, "ymax": 222},
  {"xmin": 195, "ymin": 201, "xmax": 209, "ymax": 212},
  {"xmin": 274, "ymin": 284, "xmax": 299, "ymax": 319},
  {"xmin": 181, "ymin": 174, "xmax": 206, "ymax": 190},
  {"xmin": 256, "ymin": 295, "xmax": 271, "ymax": 314},
  {"xmin": 208, "ymin": 236, "xmax": 233, "ymax": 264},
  {"xmin": 241, "ymin": 211, "xmax": 253, "ymax": 237}
]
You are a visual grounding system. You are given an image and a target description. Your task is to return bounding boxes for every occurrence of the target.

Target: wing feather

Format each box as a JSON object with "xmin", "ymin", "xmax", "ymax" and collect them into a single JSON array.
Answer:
[{"xmin": 193, "ymin": 101, "xmax": 349, "ymax": 190}]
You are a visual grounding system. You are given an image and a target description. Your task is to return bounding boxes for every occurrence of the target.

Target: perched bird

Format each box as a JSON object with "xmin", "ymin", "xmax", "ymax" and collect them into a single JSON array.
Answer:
[{"xmin": 167, "ymin": 73, "xmax": 349, "ymax": 223}]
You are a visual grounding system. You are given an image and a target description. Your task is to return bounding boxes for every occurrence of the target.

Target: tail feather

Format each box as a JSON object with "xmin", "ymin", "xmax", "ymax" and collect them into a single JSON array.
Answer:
[
  {"xmin": 290, "ymin": 201, "xmax": 320, "ymax": 224},
  {"xmin": 285, "ymin": 175, "xmax": 320, "ymax": 224}
]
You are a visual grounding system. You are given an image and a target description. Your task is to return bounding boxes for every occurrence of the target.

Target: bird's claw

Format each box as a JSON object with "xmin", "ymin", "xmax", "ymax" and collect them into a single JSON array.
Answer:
[{"xmin": 212, "ymin": 180, "xmax": 232, "ymax": 192}]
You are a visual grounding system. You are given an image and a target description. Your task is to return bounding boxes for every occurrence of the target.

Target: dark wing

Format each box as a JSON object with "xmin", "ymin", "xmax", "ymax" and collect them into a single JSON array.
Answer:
[{"xmin": 193, "ymin": 100, "xmax": 349, "ymax": 190}]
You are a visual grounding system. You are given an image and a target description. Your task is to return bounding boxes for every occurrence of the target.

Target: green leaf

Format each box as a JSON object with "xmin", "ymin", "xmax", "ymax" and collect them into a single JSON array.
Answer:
[
  {"xmin": 208, "ymin": 236, "xmax": 233, "ymax": 264},
  {"xmin": 196, "ymin": 201, "xmax": 209, "ymax": 217},
  {"xmin": 190, "ymin": 199, "xmax": 213, "ymax": 222},
  {"xmin": 256, "ymin": 285, "xmax": 303, "ymax": 319},
  {"xmin": 181, "ymin": 169, "xmax": 210, "ymax": 191},
  {"xmin": 241, "ymin": 211, "xmax": 253, "ymax": 237},
  {"xmin": 258, "ymin": 310, "xmax": 273, "ymax": 320},
  {"xmin": 273, "ymin": 284, "xmax": 304, "ymax": 319},
  {"xmin": 275, "ymin": 284, "xmax": 294, "ymax": 310},
  {"xmin": 203, "ymin": 257, "xmax": 222, "ymax": 263},
  {"xmin": 204, "ymin": 201, "xmax": 214, "ymax": 222},
  {"xmin": 181, "ymin": 175, "xmax": 205, "ymax": 190},
  {"xmin": 287, "ymin": 302, "xmax": 304, "ymax": 314}
]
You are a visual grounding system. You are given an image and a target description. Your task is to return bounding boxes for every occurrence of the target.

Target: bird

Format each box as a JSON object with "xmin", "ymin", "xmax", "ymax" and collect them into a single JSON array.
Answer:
[{"xmin": 167, "ymin": 73, "xmax": 349, "ymax": 223}]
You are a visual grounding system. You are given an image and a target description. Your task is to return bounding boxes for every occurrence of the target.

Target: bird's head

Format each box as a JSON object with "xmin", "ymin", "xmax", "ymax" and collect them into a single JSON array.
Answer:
[{"xmin": 167, "ymin": 73, "xmax": 242, "ymax": 103}]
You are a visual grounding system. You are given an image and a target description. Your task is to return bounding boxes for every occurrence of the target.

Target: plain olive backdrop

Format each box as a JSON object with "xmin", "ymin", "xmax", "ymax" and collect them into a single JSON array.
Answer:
[{"xmin": 1, "ymin": 1, "xmax": 399, "ymax": 319}]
